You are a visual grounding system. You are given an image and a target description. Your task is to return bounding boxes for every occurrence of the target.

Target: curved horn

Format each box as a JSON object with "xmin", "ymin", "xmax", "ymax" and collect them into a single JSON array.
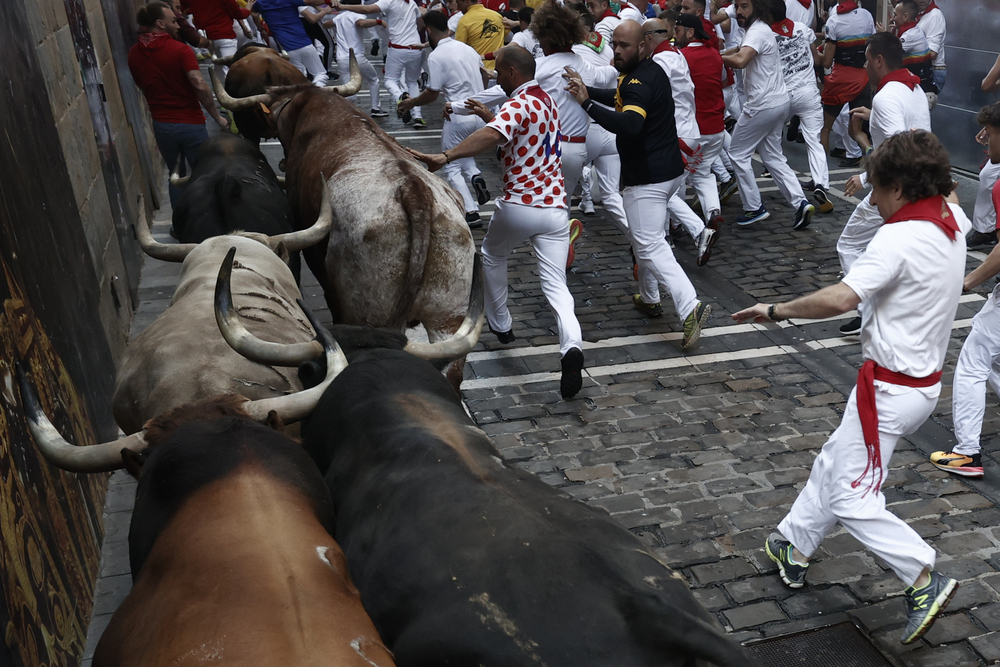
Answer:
[
  {"xmin": 326, "ymin": 49, "xmax": 362, "ymax": 97},
  {"xmin": 212, "ymin": 54, "xmax": 236, "ymax": 66},
  {"xmin": 242, "ymin": 300, "xmax": 348, "ymax": 424},
  {"xmin": 135, "ymin": 194, "xmax": 197, "ymax": 262},
  {"xmin": 211, "ymin": 65, "xmax": 273, "ymax": 111},
  {"xmin": 280, "ymin": 50, "xmax": 291, "ymax": 60},
  {"xmin": 270, "ymin": 175, "xmax": 332, "ymax": 252},
  {"xmin": 404, "ymin": 253, "xmax": 484, "ymax": 361},
  {"xmin": 16, "ymin": 363, "xmax": 147, "ymax": 473},
  {"xmin": 169, "ymin": 171, "xmax": 190, "ymax": 187},
  {"xmin": 215, "ymin": 246, "xmax": 325, "ymax": 366},
  {"xmin": 276, "ymin": 175, "xmax": 286, "ymax": 186}
]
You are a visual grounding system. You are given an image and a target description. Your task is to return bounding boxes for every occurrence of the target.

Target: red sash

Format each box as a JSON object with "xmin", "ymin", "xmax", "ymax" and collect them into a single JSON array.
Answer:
[
  {"xmin": 876, "ymin": 67, "xmax": 922, "ymax": 93},
  {"xmin": 854, "ymin": 361, "xmax": 942, "ymax": 495},
  {"xmin": 883, "ymin": 195, "xmax": 959, "ymax": 240},
  {"xmin": 837, "ymin": 0, "xmax": 858, "ymax": 14},
  {"xmin": 771, "ymin": 19, "xmax": 794, "ymax": 36}
]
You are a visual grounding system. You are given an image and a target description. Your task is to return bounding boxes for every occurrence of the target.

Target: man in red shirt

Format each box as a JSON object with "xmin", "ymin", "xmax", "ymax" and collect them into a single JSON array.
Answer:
[
  {"xmin": 168, "ymin": 0, "xmax": 212, "ymax": 48},
  {"xmin": 186, "ymin": 0, "xmax": 252, "ymax": 63},
  {"xmin": 128, "ymin": 1, "xmax": 230, "ymax": 207}
]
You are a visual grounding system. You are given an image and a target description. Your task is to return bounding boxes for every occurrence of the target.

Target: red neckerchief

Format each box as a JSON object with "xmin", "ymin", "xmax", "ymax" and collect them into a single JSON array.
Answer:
[
  {"xmin": 652, "ymin": 39, "xmax": 678, "ymax": 55},
  {"xmin": 884, "ymin": 195, "xmax": 959, "ymax": 240},
  {"xmin": 771, "ymin": 19, "xmax": 794, "ymax": 36},
  {"xmin": 138, "ymin": 30, "xmax": 172, "ymax": 48},
  {"xmin": 895, "ymin": 20, "xmax": 918, "ymax": 38},
  {"xmin": 584, "ymin": 31, "xmax": 605, "ymax": 52},
  {"xmin": 837, "ymin": 0, "xmax": 858, "ymax": 14},
  {"xmin": 796, "ymin": 0, "xmax": 811, "ymax": 8},
  {"xmin": 916, "ymin": 0, "xmax": 937, "ymax": 18},
  {"xmin": 600, "ymin": 8, "xmax": 617, "ymax": 20},
  {"xmin": 876, "ymin": 67, "xmax": 922, "ymax": 93}
]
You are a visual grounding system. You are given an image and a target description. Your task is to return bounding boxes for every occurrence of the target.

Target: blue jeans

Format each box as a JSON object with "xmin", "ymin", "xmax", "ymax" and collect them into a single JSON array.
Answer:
[
  {"xmin": 152, "ymin": 121, "xmax": 208, "ymax": 207},
  {"xmin": 933, "ymin": 69, "xmax": 947, "ymax": 94}
]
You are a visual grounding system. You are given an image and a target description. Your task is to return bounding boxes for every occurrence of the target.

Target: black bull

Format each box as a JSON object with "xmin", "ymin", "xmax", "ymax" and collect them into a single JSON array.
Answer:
[{"xmin": 301, "ymin": 350, "xmax": 754, "ymax": 667}]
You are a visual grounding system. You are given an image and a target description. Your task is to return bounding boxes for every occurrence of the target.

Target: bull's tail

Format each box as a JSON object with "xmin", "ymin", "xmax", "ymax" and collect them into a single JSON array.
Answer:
[{"xmin": 390, "ymin": 172, "xmax": 434, "ymax": 327}]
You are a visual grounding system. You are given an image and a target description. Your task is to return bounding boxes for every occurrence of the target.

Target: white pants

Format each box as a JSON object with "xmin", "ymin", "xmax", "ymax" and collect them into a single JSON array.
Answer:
[
  {"xmin": 833, "ymin": 107, "xmax": 862, "ymax": 159},
  {"xmin": 385, "ymin": 47, "xmax": 423, "ymax": 120},
  {"xmin": 338, "ymin": 48, "xmax": 382, "ymax": 109},
  {"xmin": 730, "ymin": 102, "xmax": 806, "ymax": 212},
  {"xmin": 214, "ymin": 38, "xmax": 238, "ymax": 77},
  {"xmin": 953, "ymin": 292, "xmax": 1000, "ymax": 455},
  {"xmin": 778, "ymin": 384, "xmax": 938, "ymax": 586},
  {"xmin": 623, "ymin": 177, "xmax": 699, "ymax": 320},
  {"xmin": 442, "ymin": 115, "xmax": 485, "ymax": 213},
  {"xmin": 724, "ymin": 81, "xmax": 743, "ymax": 119},
  {"xmin": 789, "ymin": 88, "xmax": 829, "ymax": 190},
  {"xmin": 288, "ymin": 43, "xmax": 328, "ymax": 86},
  {"xmin": 837, "ymin": 191, "xmax": 881, "ymax": 274},
  {"xmin": 688, "ymin": 132, "xmax": 726, "ymax": 218},
  {"xmin": 584, "ymin": 123, "xmax": 627, "ymax": 233},
  {"xmin": 482, "ymin": 200, "xmax": 583, "ymax": 356},
  {"xmin": 561, "ymin": 141, "xmax": 589, "ymax": 210}
]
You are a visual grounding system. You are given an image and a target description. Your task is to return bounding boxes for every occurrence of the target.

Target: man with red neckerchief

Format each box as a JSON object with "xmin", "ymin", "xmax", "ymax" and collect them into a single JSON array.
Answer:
[
  {"xmin": 818, "ymin": 0, "xmax": 874, "ymax": 160},
  {"xmin": 733, "ymin": 129, "xmax": 971, "ymax": 646},
  {"xmin": 891, "ymin": 0, "xmax": 937, "ymax": 99},
  {"xmin": 915, "ymin": 0, "xmax": 946, "ymax": 93},
  {"xmin": 784, "ymin": 0, "xmax": 815, "ymax": 29}
]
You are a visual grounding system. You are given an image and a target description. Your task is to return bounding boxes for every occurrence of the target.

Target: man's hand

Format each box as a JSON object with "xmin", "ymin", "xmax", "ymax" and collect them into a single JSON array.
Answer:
[
  {"xmin": 398, "ymin": 97, "xmax": 415, "ymax": 115},
  {"xmin": 562, "ymin": 67, "xmax": 588, "ymax": 105},
  {"xmin": 464, "ymin": 99, "xmax": 495, "ymax": 123},
  {"xmin": 844, "ymin": 174, "xmax": 864, "ymax": 198},
  {"xmin": 443, "ymin": 102, "xmax": 453, "ymax": 121},
  {"xmin": 406, "ymin": 147, "xmax": 447, "ymax": 172},
  {"xmin": 850, "ymin": 106, "xmax": 871, "ymax": 122},
  {"xmin": 731, "ymin": 303, "xmax": 772, "ymax": 324},
  {"xmin": 214, "ymin": 113, "xmax": 231, "ymax": 132}
]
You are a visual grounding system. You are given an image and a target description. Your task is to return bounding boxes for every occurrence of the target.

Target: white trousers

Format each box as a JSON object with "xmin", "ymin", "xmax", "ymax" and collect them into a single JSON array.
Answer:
[
  {"xmin": 338, "ymin": 48, "xmax": 382, "ymax": 109},
  {"xmin": 623, "ymin": 177, "xmax": 699, "ymax": 320},
  {"xmin": 837, "ymin": 191, "xmax": 881, "ymax": 274},
  {"xmin": 442, "ymin": 115, "xmax": 485, "ymax": 213},
  {"xmin": 385, "ymin": 47, "xmax": 423, "ymax": 120},
  {"xmin": 711, "ymin": 129, "xmax": 735, "ymax": 182},
  {"xmin": 730, "ymin": 102, "xmax": 806, "ymax": 211},
  {"xmin": 288, "ymin": 44, "xmax": 328, "ymax": 86},
  {"xmin": 561, "ymin": 141, "xmax": 589, "ymax": 210},
  {"xmin": 689, "ymin": 131, "xmax": 726, "ymax": 217},
  {"xmin": 833, "ymin": 107, "xmax": 862, "ymax": 159},
  {"xmin": 584, "ymin": 123, "xmax": 628, "ymax": 233},
  {"xmin": 214, "ymin": 38, "xmax": 238, "ymax": 77},
  {"xmin": 789, "ymin": 88, "xmax": 829, "ymax": 190},
  {"xmin": 482, "ymin": 200, "xmax": 583, "ymax": 356},
  {"xmin": 953, "ymin": 292, "xmax": 1000, "ymax": 455},
  {"xmin": 778, "ymin": 384, "xmax": 938, "ymax": 586}
]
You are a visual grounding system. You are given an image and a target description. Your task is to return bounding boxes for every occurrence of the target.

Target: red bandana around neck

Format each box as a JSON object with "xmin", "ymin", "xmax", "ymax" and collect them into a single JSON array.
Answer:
[
  {"xmin": 600, "ymin": 7, "xmax": 617, "ymax": 20},
  {"xmin": 837, "ymin": 0, "xmax": 858, "ymax": 14},
  {"xmin": 138, "ymin": 30, "xmax": 172, "ymax": 47},
  {"xmin": 883, "ymin": 195, "xmax": 959, "ymax": 239},
  {"xmin": 771, "ymin": 19, "xmax": 794, "ymax": 36},
  {"xmin": 895, "ymin": 20, "xmax": 918, "ymax": 38},
  {"xmin": 796, "ymin": 0, "xmax": 811, "ymax": 7},
  {"xmin": 917, "ymin": 0, "xmax": 938, "ymax": 17},
  {"xmin": 877, "ymin": 67, "xmax": 922, "ymax": 93},
  {"xmin": 652, "ymin": 39, "xmax": 678, "ymax": 55}
]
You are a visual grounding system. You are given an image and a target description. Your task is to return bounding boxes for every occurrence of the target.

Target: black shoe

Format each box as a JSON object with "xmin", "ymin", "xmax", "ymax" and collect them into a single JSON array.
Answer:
[
  {"xmin": 829, "ymin": 147, "xmax": 847, "ymax": 159},
  {"xmin": 724, "ymin": 116, "xmax": 736, "ymax": 133},
  {"xmin": 793, "ymin": 200, "xmax": 815, "ymax": 230},
  {"xmin": 472, "ymin": 175, "xmax": 490, "ymax": 205},
  {"xmin": 967, "ymin": 230, "xmax": 998, "ymax": 248},
  {"xmin": 900, "ymin": 572, "xmax": 958, "ymax": 645},
  {"xmin": 839, "ymin": 156, "xmax": 863, "ymax": 168},
  {"xmin": 761, "ymin": 168, "xmax": 772, "ymax": 178},
  {"xmin": 370, "ymin": 108, "xmax": 389, "ymax": 118},
  {"xmin": 465, "ymin": 211, "xmax": 483, "ymax": 228},
  {"xmin": 489, "ymin": 324, "xmax": 515, "ymax": 344},
  {"xmin": 786, "ymin": 115, "xmax": 801, "ymax": 142},
  {"xmin": 370, "ymin": 39, "xmax": 379, "ymax": 57},
  {"xmin": 839, "ymin": 315, "xmax": 862, "ymax": 336},
  {"xmin": 397, "ymin": 93, "xmax": 412, "ymax": 124},
  {"xmin": 560, "ymin": 347, "xmax": 585, "ymax": 399}
]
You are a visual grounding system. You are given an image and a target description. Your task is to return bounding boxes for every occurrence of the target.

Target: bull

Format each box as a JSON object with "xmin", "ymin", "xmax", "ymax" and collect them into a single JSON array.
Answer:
[
  {"xmin": 16, "ymin": 336, "xmax": 397, "ymax": 666},
  {"xmin": 215, "ymin": 267, "xmax": 754, "ymax": 667},
  {"xmin": 213, "ymin": 76, "xmax": 477, "ymax": 389}
]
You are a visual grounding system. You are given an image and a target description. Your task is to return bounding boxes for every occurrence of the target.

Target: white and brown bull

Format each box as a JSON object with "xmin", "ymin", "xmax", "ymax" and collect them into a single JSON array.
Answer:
[{"xmin": 214, "ymin": 62, "xmax": 477, "ymax": 389}]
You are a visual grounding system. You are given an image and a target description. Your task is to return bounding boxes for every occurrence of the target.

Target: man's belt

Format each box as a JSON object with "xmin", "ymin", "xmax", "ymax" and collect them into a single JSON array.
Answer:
[
  {"xmin": 390, "ymin": 43, "xmax": 424, "ymax": 50},
  {"xmin": 933, "ymin": 65, "xmax": 946, "ymax": 70},
  {"xmin": 560, "ymin": 134, "xmax": 586, "ymax": 143},
  {"xmin": 854, "ymin": 360, "xmax": 942, "ymax": 495}
]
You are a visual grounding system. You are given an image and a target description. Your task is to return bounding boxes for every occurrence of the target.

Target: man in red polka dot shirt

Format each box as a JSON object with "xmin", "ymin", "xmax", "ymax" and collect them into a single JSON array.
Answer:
[{"xmin": 408, "ymin": 45, "xmax": 586, "ymax": 399}]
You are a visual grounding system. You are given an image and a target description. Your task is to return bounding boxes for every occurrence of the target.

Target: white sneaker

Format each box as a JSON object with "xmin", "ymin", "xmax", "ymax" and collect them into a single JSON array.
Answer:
[{"xmin": 580, "ymin": 198, "xmax": 595, "ymax": 215}]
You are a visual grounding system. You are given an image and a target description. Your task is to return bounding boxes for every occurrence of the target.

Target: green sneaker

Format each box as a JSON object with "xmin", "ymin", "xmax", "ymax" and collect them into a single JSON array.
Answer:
[
  {"xmin": 632, "ymin": 294, "xmax": 663, "ymax": 318},
  {"xmin": 681, "ymin": 301, "xmax": 711, "ymax": 350},
  {"xmin": 900, "ymin": 571, "xmax": 958, "ymax": 644},
  {"xmin": 765, "ymin": 533, "xmax": 808, "ymax": 589}
]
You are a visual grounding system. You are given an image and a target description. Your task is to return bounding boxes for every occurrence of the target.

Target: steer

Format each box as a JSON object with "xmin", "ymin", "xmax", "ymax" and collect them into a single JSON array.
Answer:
[
  {"xmin": 215, "ymin": 72, "xmax": 477, "ymax": 389},
  {"xmin": 16, "ymin": 340, "xmax": 396, "ymax": 667}
]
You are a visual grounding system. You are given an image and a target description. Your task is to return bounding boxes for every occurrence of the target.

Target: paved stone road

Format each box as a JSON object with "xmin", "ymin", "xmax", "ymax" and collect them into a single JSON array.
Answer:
[{"xmin": 82, "ymin": 56, "xmax": 1000, "ymax": 667}]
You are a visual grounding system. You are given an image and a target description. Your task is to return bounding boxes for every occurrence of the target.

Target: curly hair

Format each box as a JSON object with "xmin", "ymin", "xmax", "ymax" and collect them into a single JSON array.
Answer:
[
  {"xmin": 978, "ymin": 101, "xmax": 1000, "ymax": 129},
  {"xmin": 531, "ymin": 0, "xmax": 587, "ymax": 52},
  {"xmin": 867, "ymin": 130, "xmax": 955, "ymax": 202}
]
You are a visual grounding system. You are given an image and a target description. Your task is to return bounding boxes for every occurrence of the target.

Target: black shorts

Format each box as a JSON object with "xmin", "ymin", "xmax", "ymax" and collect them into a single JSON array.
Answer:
[{"xmin": 822, "ymin": 86, "xmax": 873, "ymax": 118}]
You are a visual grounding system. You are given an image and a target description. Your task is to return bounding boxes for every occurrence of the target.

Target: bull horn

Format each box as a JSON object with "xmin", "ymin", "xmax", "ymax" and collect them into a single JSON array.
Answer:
[
  {"xmin": 215, "ymin": 246, "xmax": 325, "ymax": 366},
  {"xmin": 169, "ymin": 171, "xmax": 190, "ymax": 187},
  {"xmin": 280, "ymin": 50, "xmax": 291, "ymax": 60},
  {"xmin": 213, "ymin": 54, "xmax": 236, "ymax": 66},
  {"xmin": 404, "ymin": 253, "xmax": 484, "ymax": 361},
  {"xmin": 326, "ymin": 49, "xmax": 362, "ymax": 97},
  {"xmin": 242, "ymin": 300, "xmax": 348, "ymax": 424},
  {"xmin": 211, "ymin": 65, "xmax": 273, "ymax": 111},
  {"xmin": 270, "ymin": 176, "xmax": 333, "ymax": 252},
  {"xmin": 16, "ymin": 363, "xmax": 148, "ymax": 473},
  {"xmin": 135, "ymin": 194, "xmax": 197, "ymax": 262},
  {"xmin": 276, "ymin": 175, "xmax": 286, "ymax": 186}
]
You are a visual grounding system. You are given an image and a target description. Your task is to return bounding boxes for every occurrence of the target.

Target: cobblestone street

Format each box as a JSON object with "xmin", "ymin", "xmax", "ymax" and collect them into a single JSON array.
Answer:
[{"xmin": 84, "ymin": 60, "xmax": 1000, "ymax": 667}]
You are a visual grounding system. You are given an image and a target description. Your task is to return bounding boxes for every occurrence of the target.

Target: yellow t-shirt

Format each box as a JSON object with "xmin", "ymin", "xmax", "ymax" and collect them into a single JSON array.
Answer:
[
  {"xmin": 455, "ymin": 3, "xmax": 505, "ymax": 69},
  {"xmin": 525, "ymin": 0, "xmax": 543, "ymax": 8}
]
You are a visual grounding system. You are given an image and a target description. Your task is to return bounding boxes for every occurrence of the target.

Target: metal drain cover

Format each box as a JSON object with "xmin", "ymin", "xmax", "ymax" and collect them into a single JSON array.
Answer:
[{"xmin": 743, "ymin": 622, "xmax": 893, "ymax": 666}]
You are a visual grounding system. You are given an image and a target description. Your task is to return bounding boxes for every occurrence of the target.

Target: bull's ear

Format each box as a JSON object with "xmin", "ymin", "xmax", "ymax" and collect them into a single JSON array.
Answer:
[{"xmin": 270, "ymin": 239, "xmax": 290, "ymax": 263}]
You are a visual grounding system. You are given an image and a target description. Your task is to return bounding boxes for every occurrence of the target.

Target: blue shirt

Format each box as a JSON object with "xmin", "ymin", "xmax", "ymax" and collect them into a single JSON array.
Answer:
[{"xmin": 255, "ymin": 0, "xmax": 310, "ymax": 51}]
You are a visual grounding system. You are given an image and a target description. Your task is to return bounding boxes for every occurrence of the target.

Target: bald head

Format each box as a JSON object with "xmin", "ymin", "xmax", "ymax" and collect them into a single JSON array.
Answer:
[
  {"xmin": 495, "ymin": 45, "xmax": 536, "ymax": 95},
  {"xmin": 612, "ymin": 19, "xmax": 646, "ymax": 72},
  {"xmin": 642, "ymin": 17, "xmax": 672, "ymax": 51}
]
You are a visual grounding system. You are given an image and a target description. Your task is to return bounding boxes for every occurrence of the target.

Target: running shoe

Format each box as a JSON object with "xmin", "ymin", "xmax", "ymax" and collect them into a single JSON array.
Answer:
[
  {"xmin": 632, "ymin": 294, "xmax": 663, "ymax": 318},
  {"xmin": 929, "ymin": 451, "xmax": 984, "ymax": 477},
  {"xmin": 489, "ymin": 324, "xmax": 515, "ymax": 344},
  {"xmin": 839, "ymin": 155, "xmax": 863, "ymax": 168},
  {"xmin": 719, "ymin": 176, "xmax": 739, "ymax": 204},
  {"xmin": 566, "ymin": 218, "xmax": 583, "ymax": 269},
  {"xmin": 370, "ymin": 39, "xmax": 380, "ymax": 57},
  {"xmin": 560, "ymin": 347, "xmax": 585, "ymax": 399},
  {"xmin": 793, "ymin": 200, "xmax": 815, "ymax": 230},
  {"xmin": 580, "ymin": 197, "xmax": 595, "ymax": 215},
  {"xmin": 735, "ymin": 205, "xmax": 769, "ymax": 226},
  {"xmin": 370, "ymin": 108, "xmax": 389, "ymax": 118},
  {"xmin": 765, "ymin": 533, "xmax": 809, "ymax": 589},
  {"xmin": 967, "ymin": 230, "xmax": 998, "ymax": 248},
  {"xmin": 472, "ymin": 175, "xmax": 490, "ymax": 205},
  {"xmin": 900, "ymin": 571, "xmax": 958, "ymax": 645},
  {"xmin": 830, "ymin": 147, "xmax": 847, "ymax": 158},
  {"xmin": 839, "ymin": 316, "xmax": 862, "ymax": 336},
  {"xmin": 696, "ymin": 227, "xmax": 718, "ymax": 267},
  {"xmin": 707, "ymin": 209, "xmax": 723, "ymax": 232},
  {"xmin": 814, "ymin": 185, "xmax": 834, "ymax": 213},
  {"xmin": 465, "ymin": 211, "xmax": 483, "ymax": 229},
  {"xmin": 412, "ymin": 118, "xmax": 427, "ymax": 129},
  {"xmin": 681, "ymin": 301, "xmax": 711, "ymax": 350},
  {"xmin": 397, "ymin": 93, "xmax": 412, "ymax": 123}
]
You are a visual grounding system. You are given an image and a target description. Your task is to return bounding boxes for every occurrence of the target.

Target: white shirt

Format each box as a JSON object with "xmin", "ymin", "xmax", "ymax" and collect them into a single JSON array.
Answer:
[
  {"xmin": 722, "ymin": 4, "xmax": 744, "ymax": 51},
  {"xmin": 651, "ymin": 46, "xmax": 699, "ymax": 141},
  {"xmin": 784, "ymin": 0, "xmax": 815, "ymax": 29},
  {"xmin": 373, "ymin": 0, "xmax": 421, "ymax": 46},
  {"xmin": 594, "ymin": 14, "xmax": 620, "ymax": 43},
  {"xmin": 870, "ymin": 80, "xmax": 931, "ymax": 149},
  {"xmin": 572, "ymin": 34, "xmax": 612, "ymax": 69},
  {"xmin": 740, "ymin": 20, "xmax": 789, "ymax": 111},
  {"xmin": 975, "ymin": 160, "xmax": 1000, "ymax": 233},
  {"xmin": 426, "ymin": 37, "xmax": 483, "ymax": 102},
  {"xmin": 447, "ymin": 11, "xmax": 462, "ymax": 34},
  {"xmin": 332, "ymin": 11, "xmax": 366, "ymax": 60},
  {"xmin": 844, "ymin": 203, "xmax": 970, "ymax": 377},
  {"xmin": 917, "ymin": 6, "xmax": 946, "ymax": 68},
  {"xmin": 511, "ymin": 28, "xmax": 544, "ymax": 59},
  {"xmin": 619, "ymin": 5, "xmax": 645, "ymax": 24},
  {"xmin": 774, "ymin": 20, "xmax": 818, "ymax": 95}
]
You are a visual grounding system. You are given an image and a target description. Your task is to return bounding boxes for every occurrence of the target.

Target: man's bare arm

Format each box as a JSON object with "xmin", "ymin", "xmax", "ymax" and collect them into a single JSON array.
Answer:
[
  {"xmin": 732, "ymin": 283, "xmax": 861, "ymax": 323},
  {"xmin": 186, "ymin": 70, "xmax": 229, "ymax": 129},
  {"xmin": 722, "ymin": 46, "xmax": 757, "ymax": 70}
]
